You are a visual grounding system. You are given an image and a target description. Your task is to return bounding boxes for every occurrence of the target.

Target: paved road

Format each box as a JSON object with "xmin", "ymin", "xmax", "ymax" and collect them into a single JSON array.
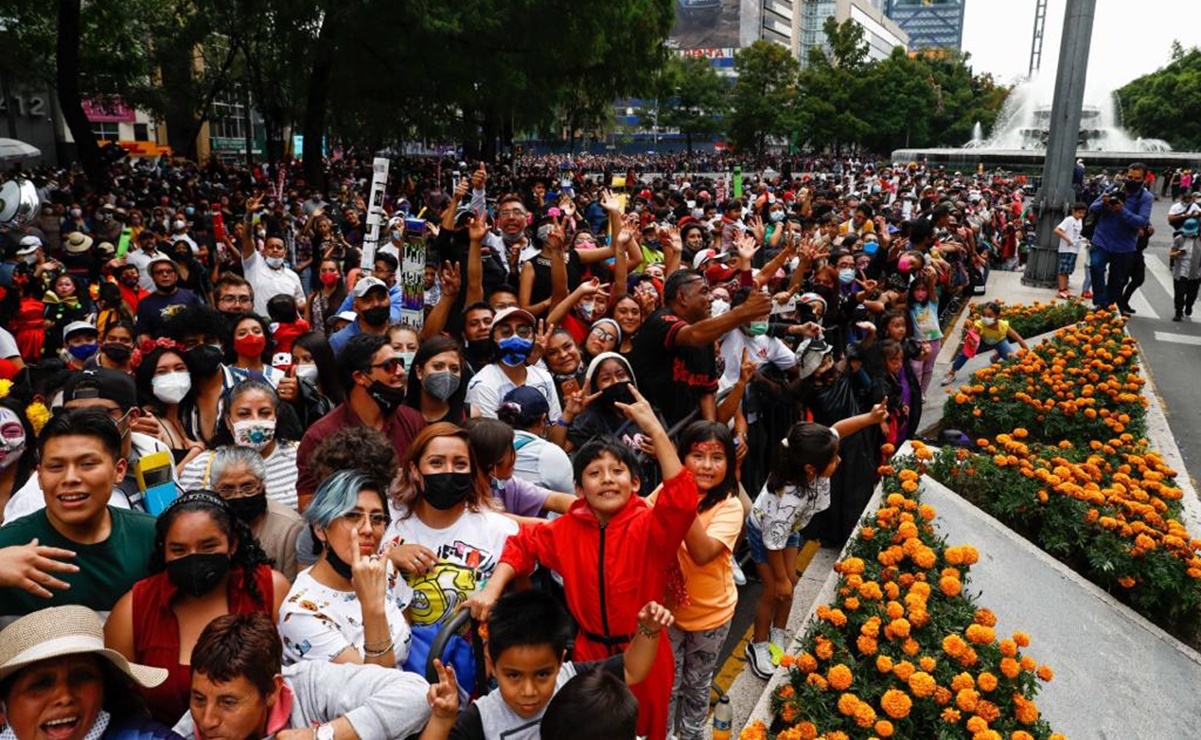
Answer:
[{"xmin": 1111, "ymin": 202, "xmax": 1201, "ymax": 486}]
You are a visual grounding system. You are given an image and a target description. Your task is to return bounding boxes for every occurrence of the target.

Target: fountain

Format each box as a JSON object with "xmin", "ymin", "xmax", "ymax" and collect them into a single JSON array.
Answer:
[{"xmin": 891, "ymin": 74, "xmax": 1198, "ymax": 172}]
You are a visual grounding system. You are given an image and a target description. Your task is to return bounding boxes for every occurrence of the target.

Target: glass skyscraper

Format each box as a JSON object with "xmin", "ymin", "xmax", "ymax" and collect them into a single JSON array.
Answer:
[{"xmin": 884, "ymin": 0, "xmax": 965, "ymax": 50}]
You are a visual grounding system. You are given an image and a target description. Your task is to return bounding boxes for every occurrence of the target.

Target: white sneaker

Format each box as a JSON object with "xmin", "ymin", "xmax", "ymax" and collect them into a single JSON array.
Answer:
[
  {"xmin": 770, "ymin": 627, "xmax": 789, "ymax": 649},
  {"xmin": 745, "ymin": 641, "xmax": 774, "ymax": 679},
  {"xmin": 731, "ymin": 554, "xmax": 747, "ymax": 586}
]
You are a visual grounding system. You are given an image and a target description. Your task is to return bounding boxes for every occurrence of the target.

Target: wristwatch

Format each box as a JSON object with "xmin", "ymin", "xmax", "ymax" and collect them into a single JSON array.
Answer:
[{"xmin": 315, "ymin": 723, "xmax": 335, "ymax": 740}]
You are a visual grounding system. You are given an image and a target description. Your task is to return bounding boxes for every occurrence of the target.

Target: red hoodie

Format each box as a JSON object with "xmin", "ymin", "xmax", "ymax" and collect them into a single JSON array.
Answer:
[{"xmin": 499, "ymin": 468, "xmax": 698, "ymax": 740}]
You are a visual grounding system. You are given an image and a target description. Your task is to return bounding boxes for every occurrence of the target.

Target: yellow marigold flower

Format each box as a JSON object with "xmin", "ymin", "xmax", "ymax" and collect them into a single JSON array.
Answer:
[
  {"xmin": 941, "ymin": 708, "xmax": 962, "ymax": 723},
  {"xmin": 875, "ymin": 719, "xmax": 895, "ymax": 737},
  {"xmin": 956, "ymin": 688, "xmax": 980, "ymax": 713},
  {"xmin": 977, "ymin": 672, "xmax": 998, "ymax": 692},
  {"xmin": 828, "ymin": 664, "xmax": 853, "ymax": 691},
  {"xmin": 837, "ymin": 692, "xmax": 860, "ymax": 716},
  {"xmin": 880, "ymin": 689, "xmax": 912, "ymax": 719},
  {"xmin": 908, "ymin": 671, "xmax": 937, "ymax": 698}
]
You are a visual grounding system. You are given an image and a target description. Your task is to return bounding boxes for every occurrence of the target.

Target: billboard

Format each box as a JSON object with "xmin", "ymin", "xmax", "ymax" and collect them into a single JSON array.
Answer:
[{"xmin": 669, "ymin": 0, "xmax": 743, "ymax": 50}]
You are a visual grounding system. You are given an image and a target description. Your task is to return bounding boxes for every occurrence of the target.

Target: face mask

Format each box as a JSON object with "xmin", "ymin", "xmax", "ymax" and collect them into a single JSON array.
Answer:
[
  {"xmin": 465, "ymin": 338, "xmax": 492, "ymax": 361},
  {"xmin": 422, "ymin": 472, "xmax": 475, "ymax": 510},
  {"xmin": 186, "ymin": 344, "xmax": 224, "ymax": 377},
  {"xmin": 225, "ymin": 492, "xmax": 267, "ymax": 523},
  {"xmin": 21, "ymin": 254, "xmax": 38, "ymax": 265},
  {"xmin": 982, "ymin": 316, "xmax": 997, "ymax": 326},
  {"xmin": 166, "ymin": 552, "xmax": 230, "ymax": 598},
  {"xmin": 232, "ymin": 419, "xmax": 275, "ymax": 451},
  {"xmin": 838, "ymin": 268, "xmax": 856, "ymax": 285},
  {"xmin": 711, "ymin": 299, "xmax": 730, "ymax": 316},
  {"xmin": 397, "ymin": 351, "xmax": 416, "ymax": 374},
  {"xmin": 599, "ymin": 380, "xmax": 635, "ymax": 408},
  {"xmin": 70, "ymin": 208, "xmax": 82, "ymax": 218},
  {"xmin": 747, "ymin": 321, "xmax": 769, "ymax": 336},
  {"xmin": 362, "ymin": 306, "xmax": 390, "ymax": 327},
  {"xmin": 422, "ymin": 371, "xmax": 460, "ymax": 401},
  {"xmin": 233, "ymin": 334, "xmax": 267, "ymax": 358},
  {"xmin": 265, "ymin": 256, "xmax": 285, "ymax": 269},
  {"xmin": 172, "ymin": 219, "xmax": 186, "ymax": 231},
  {"xmin": 67, "ymin": 342, "xmax": 98, "ymax": 361},
  {"xmin": 1124, "ymin": 180, "xmax": 1143, "ymax": 194},
  {"xmin": 576, "ymin": 301, "xmax": 596, "ymax": 322},
  {"xmin": 770, "ymin": 210, "xmax": 784, "ymax": 222},
  {"xmin": 366, "ymin": 380, "xmax": 407, "ymax": 416},
  {"xmin": 152, "ymin": 372, "xmax": 192, "ymax": 404},
  {"xmin": 100, "ymin": 342, "xmax": 132, "ymax": 363},
  {"xmin": 323, "ymin": 537, "xmax": 355, "ymax": 580},
  {"xmin": 295, "ymin": 364, "xmax": 319, "ymax": 384},
  {"xmin": 496, "ymin": 336, "xmax": 533, "ymax": 367},
  {"xmin": 501, "ymin": 231, "xmax": 524, "ymax": 245},
  {"xmin": 185, "ymin": 207, "xmax": 195, "ymax": 216},
  {"xmin": 320, "ymin": 271, "xmax": 340, "ymax": 287},
  {"xmin": 536, "ymin": 224, "xmax": 554, "ymax": 242}
]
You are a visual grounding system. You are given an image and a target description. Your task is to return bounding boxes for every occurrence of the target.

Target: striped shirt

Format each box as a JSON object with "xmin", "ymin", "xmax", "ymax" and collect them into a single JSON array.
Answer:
[{"xmin": 178, "ymin": 442, "xmax": 300, "ymax": 510}]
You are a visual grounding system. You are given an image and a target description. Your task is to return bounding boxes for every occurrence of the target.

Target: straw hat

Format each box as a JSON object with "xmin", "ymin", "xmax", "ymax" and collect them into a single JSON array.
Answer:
[{"xmin": 0, "ymin": 605, "xmax": 168, "ymax": 686}]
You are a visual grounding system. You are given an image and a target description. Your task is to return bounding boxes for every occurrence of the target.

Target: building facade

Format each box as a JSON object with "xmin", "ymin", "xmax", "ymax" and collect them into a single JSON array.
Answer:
[
  {"xmin": 883, "ymin": 0, "xmax": 965, "ymax": 51},
  {"xmin": 798, "ymin": 0, "xmax": 909, "ymax": 68}
]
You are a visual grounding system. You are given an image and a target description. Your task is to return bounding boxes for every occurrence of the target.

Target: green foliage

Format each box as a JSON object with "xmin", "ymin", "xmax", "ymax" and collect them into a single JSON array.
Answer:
[
  {"xmin": 728, "ymin": 41, "xmax": 799, "ymax": 158},
  {"xmin": 653, "ymin": 56, "xmax": 729, "ymax": 153},
  {"xmin": 1117, "ymin": 46, "xmax": 1201, "ymax": 150}
]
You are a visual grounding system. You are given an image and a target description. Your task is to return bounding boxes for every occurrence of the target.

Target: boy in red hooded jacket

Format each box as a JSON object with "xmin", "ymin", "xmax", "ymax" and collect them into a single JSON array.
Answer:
[{"xmin": 467, "ymin": 385, "xmax": 696, "ymax": 740}]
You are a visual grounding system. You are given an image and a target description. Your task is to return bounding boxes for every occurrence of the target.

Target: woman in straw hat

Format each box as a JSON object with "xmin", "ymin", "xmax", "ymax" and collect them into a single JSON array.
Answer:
[{"xmin": 0, "ymin": 604, "xmax": 181, "ymax": 740}]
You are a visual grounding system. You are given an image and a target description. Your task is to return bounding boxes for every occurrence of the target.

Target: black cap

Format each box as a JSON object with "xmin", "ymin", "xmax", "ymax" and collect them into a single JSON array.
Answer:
[{"xmin": 61, "ymin": 368, "xmax": 138, "ymax": 411}]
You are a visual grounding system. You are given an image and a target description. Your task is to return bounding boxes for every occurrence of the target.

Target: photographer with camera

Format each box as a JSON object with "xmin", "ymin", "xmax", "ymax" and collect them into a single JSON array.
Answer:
[{"xmin": 1087, "ymin": 163, "xmax": 1153, "ymax": 314}]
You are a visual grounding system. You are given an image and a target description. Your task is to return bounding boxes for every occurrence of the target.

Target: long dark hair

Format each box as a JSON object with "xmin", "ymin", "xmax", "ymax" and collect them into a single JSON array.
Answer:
[
  {"xmin": 135, "ymin": 346, "xmax": 191, "ymax": 411},
  {"xmin": 226, "ymin": 313, "xmax": 274, "ymax": 364},
  {"xmin": 404, "ymin": 335, "xmax": 467, "ymax": 422},
  {"xmin": 766, "ymin": 421, "xmax": 839, "ymax": 493},
  {"xmin": 677, "ymin": 421, "xmax": 737, "ymax": 513},
  {"xmin": 149, "ymin": 490, "xmax": 274, "ymax": 605},
  {"xmin": 294, "ymin": 331, "xmax": 344, "ymax": 404}
]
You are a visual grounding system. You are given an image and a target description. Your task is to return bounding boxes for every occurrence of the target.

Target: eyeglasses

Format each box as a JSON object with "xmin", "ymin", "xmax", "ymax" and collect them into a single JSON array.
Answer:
[
  {"xmin": 590, "ymin": 328, "xmax": 616, "ymax": 342},
  {"xmin": 497, "ymin": 209, "xmax": 527, "ymax": 218},
  {"xmin": 218, "ymin": 295, "xmax": 253, "ymax": 305},
  {"xmin": 216, "ymin": 483, "xmax": 263, "ymax": 499},
  {"xmin": 493, "ymin": 323, "xmax": 534, "ymax": 340},
  {"xmin": 368, "ymin": 358, "xmax": 405, "ymax": 374},
  {"xmin": 342, "ymin": 511, "xmax": 389, "ymax": 528}
]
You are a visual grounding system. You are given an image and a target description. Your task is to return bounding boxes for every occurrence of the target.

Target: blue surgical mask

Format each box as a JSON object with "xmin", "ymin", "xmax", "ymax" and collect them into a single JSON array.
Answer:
[
  {"xmin": 67, "ymin": 342, "xmax": 98, "ymax": 361},
  {"xmin": 496, "ymin": 336, "xmax": 533, "ymax": 367},
  {"xmin": 838, "ymin": 268, "xmax": 856, "ymax": 285}
]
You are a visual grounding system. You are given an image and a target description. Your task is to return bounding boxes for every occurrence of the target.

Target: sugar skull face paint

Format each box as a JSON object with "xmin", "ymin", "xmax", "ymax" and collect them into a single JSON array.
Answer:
[{"xmin": 0, "ymin": 407, "xmax": 26, "ymax": 471}]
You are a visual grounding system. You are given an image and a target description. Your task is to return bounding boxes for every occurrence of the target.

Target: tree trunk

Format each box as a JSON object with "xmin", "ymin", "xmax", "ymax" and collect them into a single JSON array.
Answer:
[
  {"xmin": 55, "ymin": 0, "xmax": 104, "ymax": 184},
  {"xmin": 302, "ymin": 10, "xmax": 339, "ymax": 189}
]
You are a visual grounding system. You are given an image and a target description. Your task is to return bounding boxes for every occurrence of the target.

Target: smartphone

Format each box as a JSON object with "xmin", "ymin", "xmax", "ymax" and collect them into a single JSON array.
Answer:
[{"xmin": 560, "ymin": 377, "xmax": 581, "ymax": 397}]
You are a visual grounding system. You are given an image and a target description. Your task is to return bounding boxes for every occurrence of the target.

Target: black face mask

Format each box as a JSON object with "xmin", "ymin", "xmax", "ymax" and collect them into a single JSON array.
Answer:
[
  {"xmin": 226, "ymin": 493, "xmax": 267, "ymax": 523},
  {"xmin": 1124, "ymin": 179, "xmax": 1143, "ymax": 193},
  {"xmin": 324, "ymin": 539, "xmax": 354, "ymax": 580},
  {"xmin": 422, "ymin": 472, "xmax": 474, "ymax": 510},
  {"xmin": 100, "ymin": 342, "xmax": 132, "ymax": 363},
  {"xmin": 166, "ymin": 552, "xmax": 230, "ymax": 598},
  {"xmin": 599, "ymin": 380, "xmax": 635, "ymax": 408},
  {"xmin": 362, "ymin": 306, "xmax": 390, "ymax": 327},
  {"xmin": 366, "ymin": 380, "xmax": 407, "ymax": 416},
  {"xmin": 186, "ymin": 344, "xmax": 224, "ymax": 377},
  {"xmin": 465, "ymin": 339, "xmax": 492, "ymax": 362}
]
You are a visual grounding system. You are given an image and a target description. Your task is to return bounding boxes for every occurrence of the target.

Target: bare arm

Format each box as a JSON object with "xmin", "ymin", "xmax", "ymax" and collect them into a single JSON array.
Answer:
[
  {"xmin": 465, "ymin": 217, "xmax": 487, "ymax": 306},
  {"xmin": 420, "ymin": 262, "xmax": 461, "ymax": 341},
  {"xmin": 831, "ymin": 401, "xmax": 889, "ymax": 440},
  {"xmin": 675, "ymin": 291, "xmax": 772, "ymax": 348}
]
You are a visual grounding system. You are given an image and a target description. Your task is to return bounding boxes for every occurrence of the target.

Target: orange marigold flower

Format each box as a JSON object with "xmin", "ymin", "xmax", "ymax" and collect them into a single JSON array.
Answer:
[
  {"xmin": 974, "ymin": 609, "xmax": 997, "ymax": 627},
  {"xmin": 965, "ymin": 624, "xmax": 996, "ymax": 644},
  {"xmin": 1020, "ymin": 655, "xmax": 1037, "ymax": 671},
  {"xmin": 1013, "ymin": 733, "xmax": 1036, "ymax": 740},
  {"xmin": 966, "ymin": 716, "xmax": 989, "ymax": 733},
  {"xmin": 880, "ymin": 689, "xmax": 912, "ymax": 719},
  {"xmin": 999, "ymin": 639, "xmax": 1017, "ymax": 658},
  {"xmin": 1037, "ymin": 664, "xmax": 1054, "ymax": 682},
  {"xmin": 828, "ymin": 664, "xmax": 853, "ymax": 691},
  {"xmin": 893, "ymin": 660, "xmax": 915, "ymax": 681},
  {"xmin": 798, "ymin": 652, "xmax": 818, "ymax": 673},
  {"xmin": 875, "ymin": 719, "xmax": 895, "ymax": 737},
  {"xmin": 853, "ymin": 702, "xmax": 877, "ymax": 728},
  {"xmin": 815, "ymin": 638, "xmax": 834, "ymax": 660},
  {"xmin": 919, "ymin": 656, "xmax": 937, "ymax": 672},
  {"xmin": 837, "ymin": 692, "xmax": 860, "ymax": 716},
  {"xmin": 908, "ymin": 671, "xmax": 937, "ymax": 698},
  {"xmin": 977, "ymin": 672, "xmax": 998, "ymax": 692},
  {"xmin": 940, "ymin": 575, "xmax": 963, "ymax": 596},
  {"xmin": 876, "ymin": 655, "xmax": 894, "ymax": 673},
  {"xmin": 739, "ymin": 721, "xmax": 767, "ymax": 740},
  {"xmin": 1012, "ymin": 631, "xmax": 1031, "ymax": 647},
  {"xmin": 856, "ymin": 635, "xmax": 878, "ymax": 656},
  {"xmin": 956, "ymin": 688, "xmax": 980, "ymax": 713},
  {"xmin": 943, "ymin": 634, "xmax": 968, "ymax": 658},
  {"xmin": 934, "ymin": 686, "xmax": 953, "ymax": 705},
  {"xmin": 806, "ymin": 673, "xmax": 828, "ymax": 690},
  {"xmin": 941, "ymin": 707, "xmax": 962, "ymax": 723},
  {"xmin": 1000, "ymin": 657, "xmax": 1021, "ymax": 679}
]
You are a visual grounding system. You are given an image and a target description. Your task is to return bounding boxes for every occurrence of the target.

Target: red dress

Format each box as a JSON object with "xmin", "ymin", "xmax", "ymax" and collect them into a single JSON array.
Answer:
[
  {"xmin": 14, "ymin": 296, "xmax": 44, "ymax": 362},
  {"xmin": 499, "ymin": 469, "xmax": 697, "ymax": 740},
  {"xmin": 131, "ymin": 565, "xmax": 275, "ymax": 723}
]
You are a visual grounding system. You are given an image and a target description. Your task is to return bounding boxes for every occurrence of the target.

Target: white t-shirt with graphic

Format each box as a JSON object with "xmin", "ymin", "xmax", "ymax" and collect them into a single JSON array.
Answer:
[
  {"xmin": 381, "ymin": 509, "xmax": 519, "ymax": 626},
  {"xmin": 1056, "ymin": 215, "xmax": 1083, "ymax": 254},
  {"xmin": 278, "ymin": 564, "xmax": 413, "ymax": 667}
]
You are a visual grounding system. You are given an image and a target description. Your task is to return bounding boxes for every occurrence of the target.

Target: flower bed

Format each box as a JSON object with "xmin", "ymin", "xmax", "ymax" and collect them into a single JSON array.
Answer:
[
  {"xmin": 742, "ymin": 442, "xmax": 1061, "ymax": 740},
  {"xmin": 961, "ymin": 300, "xmax": 1090, "ymax": 342},
  {"xmin": 927, "ymin": 432, "xmax": 1201, "ymax": 636},
  {"xmin": 943, "ymin": 309, "xmax": 1147, "ymax": 445}
]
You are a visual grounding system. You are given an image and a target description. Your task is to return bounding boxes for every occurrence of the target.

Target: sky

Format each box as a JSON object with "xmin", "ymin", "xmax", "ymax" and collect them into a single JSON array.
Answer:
[{"xmin": 960, "ymin": 0, "xmax": 1199, "ymax": 95}]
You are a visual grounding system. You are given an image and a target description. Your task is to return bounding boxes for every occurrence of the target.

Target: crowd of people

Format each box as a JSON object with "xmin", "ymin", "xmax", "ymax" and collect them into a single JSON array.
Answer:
[{"xmin": 0, "ymin": 151, "xmax": 1158, "ymax": 740}]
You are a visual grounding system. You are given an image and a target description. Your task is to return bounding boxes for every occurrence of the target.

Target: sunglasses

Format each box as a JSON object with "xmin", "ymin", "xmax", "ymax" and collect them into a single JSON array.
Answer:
[{"xmin": 367, "ymin": 358, "xmax": 405, "ymax": 374}]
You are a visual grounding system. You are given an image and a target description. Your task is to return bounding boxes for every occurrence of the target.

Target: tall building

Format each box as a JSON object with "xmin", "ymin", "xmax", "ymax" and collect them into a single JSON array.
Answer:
[
  {"xmin": 798, "ymin": 0, "xmax": 909, "ymax": 69},
  {"xmin": 883, "ymin": 0, "xmax": 966, "ymax": 51}
]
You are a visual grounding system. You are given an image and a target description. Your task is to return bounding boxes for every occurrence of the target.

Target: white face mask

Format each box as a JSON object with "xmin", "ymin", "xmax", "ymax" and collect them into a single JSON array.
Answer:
[
  {"xmin": 711, "ymin": 298, "xmax": 730, "ymax": 316},
  {"xmin": 295, "ymin": 364, "xmax": 319, "ymax": 383},
  {"xmin": 152, "ymin": 372, "xmax": 192, "ymax": 405},
  {"xmin": 232, "ymin": 419, "xmax": 276, "ymax": 451},
  {"xmin": 172, "ymin": 219, "xmax": 186, "ymax": 231},
  {"xmin": 265, "ymin": 256, "xmax": 285, "ymax": 269},
  {"xmin": 981, "ymin": 316, "xmax": 997, "ymax": 326}
]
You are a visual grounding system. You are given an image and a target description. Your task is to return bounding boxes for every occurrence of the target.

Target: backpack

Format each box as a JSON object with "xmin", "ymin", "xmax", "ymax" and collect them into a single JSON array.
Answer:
[{"xmin": 1080, "ymin": 207, "xmax": 1101, "ymax": 240}]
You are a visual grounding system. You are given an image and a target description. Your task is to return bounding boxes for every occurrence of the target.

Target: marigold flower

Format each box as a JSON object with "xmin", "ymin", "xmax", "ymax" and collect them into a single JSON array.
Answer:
[
  {"xmin": 797, "ymin": 652, "xmax": 818, "ymax": 673},
  {"xmin": 976, "ymin": 672, "xmax": 998, "ymax": 692},
  {"xmin": 956, "ymin": 688, "xmax": 980, "ymax": 712},
  {"xmin": 943, "ymin": 634, "xmax": 968, "ymax": 658},
  {"xmin": 1012, "ymin": 732, "xmax": 1035, "ymax": 740},
  {"xmin": 875, "ymin": 719, "xmax": 895, "ymax": 737},
  {"xmin": 966, "ymin": 716, "xmax": 989, "ymax": 733},
  {"xmin": 1012, "ymin": 631, "xmax": 1030, "ymax": 647},
  {"xmin": 828, "ymin": 664, "xmax": 853, "ymax": 691},
  {"xmin": 919, "ymin": 655, "xmax": 937, "ymax": 672},
  {"xmin": 837, "ymin": 692, "xmax": 860, "ymax": 715},
  {"xmin": 853, "ymin": 702, "xmax": 877, "ymax": 728},
  {"xmin": 974, "ymin": 609, "xmax": 997, "ymax": 627},
  {"xmin": 880, "ymin": 689, "xmax": 912, "ymax": 719},
  {"xmin": 893, "ymin": 660, "xmax": 915, "ymax": 681},
  {"xmin": 941, "ymin": 707, "xmax": 962, "ymax": 723},
  {"xmin": 940, "ymin": 575, "xmax": 963, "ymax": 596},
  {"xmin": 856, "ymin": 635, "xmax": 878, "ymax": 656},
  {"xmin": 965, "ymin": 624, "xmax": 996, "ymax": 644},
  {"xmin": 876, "ymin": 655, "xmax": 894, "ymax": 673},
  {"xmin": 1020, "ymin": 655, "xmax": 1037, "ymax": 671},
  {"xmin": 1036, "ymin": 664, "xmax": 1054, "ymax": 682},
  {"xmin": 934, "ymin": 686, "xmax": 953, "ymax": 705},
  {"xmin": 908, "ymin": 671, "xmax": 937, "ymax": 698}
]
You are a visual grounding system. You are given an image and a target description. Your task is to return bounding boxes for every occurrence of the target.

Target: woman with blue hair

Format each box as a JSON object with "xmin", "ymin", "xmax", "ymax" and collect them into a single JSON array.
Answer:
[{"xmin": 277, "ymin": 470, "xmax": 412, "ymax": 669}]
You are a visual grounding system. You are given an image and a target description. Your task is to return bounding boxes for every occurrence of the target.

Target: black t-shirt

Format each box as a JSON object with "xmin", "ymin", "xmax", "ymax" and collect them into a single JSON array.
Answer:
[{"xmin": 629, "ymin": 308, "xmax": 717, "ymax": 427}]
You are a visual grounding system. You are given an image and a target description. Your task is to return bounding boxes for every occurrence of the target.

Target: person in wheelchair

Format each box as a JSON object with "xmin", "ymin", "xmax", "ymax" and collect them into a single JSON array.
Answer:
[{"xmin": 423, "ymin": 590, "xmax": 671, "ymax": 739}]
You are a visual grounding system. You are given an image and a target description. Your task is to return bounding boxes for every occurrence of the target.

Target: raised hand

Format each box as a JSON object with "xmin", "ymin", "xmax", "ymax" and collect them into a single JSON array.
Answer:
[
  {"xmin": 470, "ymin": 164, "xmax": 487, "ymax": 191},
  {"xmin": 348, "ymin": 528, "xmax": 387, "ymax": 608},
  {"xmin": 439, "ymin": 261, "xmax": 461, "ymax": 298},
  {"xmin": 613, "ymin": 384, "xmax": 664, "ymax": 437},
  {"xmin": 427, "ymin": 659, "xmax": 460, "ymax": 720},
  {"xmin": 637, "ymin": 601, "xmax": 675, "ymax": 634},
  {"xmin": 0, "ymin": 539, "xmax": 78, "ymax": 599},
  {"xmin": 599, "ymin": 188, "xmax": 621, "ymax": 213},
  {"xmin": 467, "ymin": 214, "xmax": 490, "ymax": 243},
  {"xmin": 527, "ymin": 319, "xmax": 554, "ymax": 366},
  {"xmin": 736, "ymin": 232, "xmax": 760, "ymax": 263}
]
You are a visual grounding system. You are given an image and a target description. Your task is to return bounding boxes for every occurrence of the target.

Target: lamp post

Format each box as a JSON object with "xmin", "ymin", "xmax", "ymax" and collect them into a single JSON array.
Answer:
[{"xmin": 1023, "ymin": 0, "xmax": 1097, "ymax": 287}]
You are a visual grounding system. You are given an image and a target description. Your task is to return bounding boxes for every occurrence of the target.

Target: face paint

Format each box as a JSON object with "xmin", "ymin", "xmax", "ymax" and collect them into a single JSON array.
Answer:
[{"xmin": 690, "ymin": 441, "xmax": 725, "ymax": 456}]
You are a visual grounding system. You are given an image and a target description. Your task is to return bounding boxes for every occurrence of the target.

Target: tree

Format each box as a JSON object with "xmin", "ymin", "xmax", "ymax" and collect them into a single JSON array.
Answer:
[
  {"xmin": 728, "ymin": 41, "xmax": 798, "ymax": 157},
  {"xmin": 1118, "ymin": 46, "xmax": 1201, "ymax": 150},
  {"xmin": 795, "ymin": 18, "xmax": 872, "ymax": 154},
  {"xmin": 652, "ymin": 55, "xmax": 729, "ymax": 153}
]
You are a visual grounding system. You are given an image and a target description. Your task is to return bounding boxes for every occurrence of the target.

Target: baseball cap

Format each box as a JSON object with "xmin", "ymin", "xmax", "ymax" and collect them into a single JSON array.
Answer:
[
  {"xmin": 490, "ymin": 306, "xmax": 536, "ymax": 332},
  {"xmin": 352, "ymin": 276, "xmax": 389, "ymax": 299},
  {"xmin": 1184, "ymin": 218, "xmax": 1199, "ymax": 237},
  {"xmin": 61, "ymin": 368, "xmax": 138, "ymax": 410},
  {"xmin": 62, "ymin": 320, "xmax": 98, "ymax": 342},
  {"xmin": 692, "ymin": 248, "xmax": 731, "ymax": 270},
  {"xmin": 500, "ymin": 385, "xmax": 551, "ymax": 423}
]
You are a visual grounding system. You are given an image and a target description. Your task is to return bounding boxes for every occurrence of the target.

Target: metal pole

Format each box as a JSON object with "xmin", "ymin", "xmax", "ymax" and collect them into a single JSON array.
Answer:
[{"xmin": 1023, "ymin": 0, "xmax": 1096, "ymax": 288}]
